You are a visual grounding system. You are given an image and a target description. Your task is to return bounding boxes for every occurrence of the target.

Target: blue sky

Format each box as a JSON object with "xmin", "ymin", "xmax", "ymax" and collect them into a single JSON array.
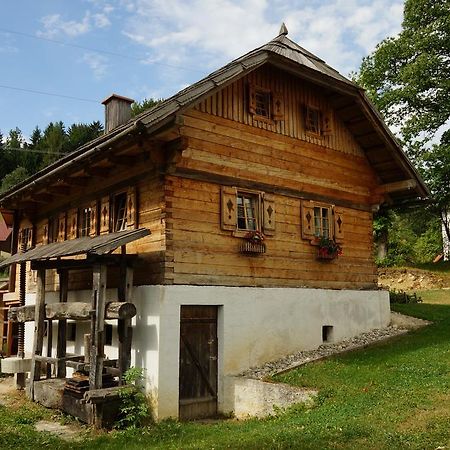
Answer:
[{"xmin": 0, "ymin": 0, "xmax": 405, "ymax": 140}]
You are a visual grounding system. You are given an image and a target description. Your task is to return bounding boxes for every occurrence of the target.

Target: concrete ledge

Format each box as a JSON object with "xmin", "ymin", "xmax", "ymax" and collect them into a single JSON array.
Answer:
[
  {"xmin": 232, "ymin": 377, "xmax": 317, "ymax": 419},
  {"xmin": 1, "ymin": 357, "xmax": 32, "ymax": 373},
  {"xmin": 34, "ymin": 379, "xmax": 66, "ymax": 409}
]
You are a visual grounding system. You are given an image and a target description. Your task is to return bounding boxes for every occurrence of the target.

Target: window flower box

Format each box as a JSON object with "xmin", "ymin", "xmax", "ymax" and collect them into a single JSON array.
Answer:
[
  {"xmin": 239, "ymin": 230, "xmax": 266, "ymax": 255},
  {"xmin": 316, "ymin": 237, "xmax": 342, "ymax": 261}
]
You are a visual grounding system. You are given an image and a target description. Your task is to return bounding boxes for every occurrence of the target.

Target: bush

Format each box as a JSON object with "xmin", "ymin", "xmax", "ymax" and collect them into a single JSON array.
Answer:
[
  {"xmin": 115, "ymin": 367, "xmax": 149, "ymax": 429},
  {"xmin": 389, "ymin": 289, "xmax": 422, "ymax": 304}
]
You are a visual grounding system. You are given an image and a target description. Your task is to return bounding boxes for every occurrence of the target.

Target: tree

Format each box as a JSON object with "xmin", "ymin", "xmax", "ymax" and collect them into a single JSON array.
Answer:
[
  {"xmin": 131, "ymin": 98, "xmax": 163, "ymax": 117},
  {"xmin": 358, "ymin": 0, "xmax": 450, "ymax": 251},
  {"xmin": 0, "ymin": 166, "xmax": 29, "ymax": 193},
  {"xmin": 66, "ymin": 121, "xmax": 103, "ymax": 152}
]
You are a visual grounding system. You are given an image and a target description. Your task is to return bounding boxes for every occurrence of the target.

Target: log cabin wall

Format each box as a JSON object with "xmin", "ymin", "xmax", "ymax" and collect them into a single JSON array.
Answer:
[
  {"xmin": 14, "ymin": 142, "xmax": 166, "ymax": 294},
  {"xmin": 165, "ymin": 65, "xmax": 379, "ymax": 289}
]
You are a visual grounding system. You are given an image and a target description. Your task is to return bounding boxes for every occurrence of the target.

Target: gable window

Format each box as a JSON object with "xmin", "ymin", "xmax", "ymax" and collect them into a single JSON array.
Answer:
[
  {"xmin": 254, "ymin": 90, "xmax": 271, "ymax": 119},
  {"xmin": 305, "ymin": 106, "xmax": 321, "ymax": 135},
  {"xmin": 313, "ymin": 206, "xmax": 331, "ymax": 239},
  {"xmin": 79, "ymin": 206, "xmax": 92, "ymax": 237},
  {"xmin": 113, "ymin": 192, "xmax": 127, "ymax": 231},
  {"xmin": 237, "ymin": 193, "xmax": 259, "ymax": 231}
]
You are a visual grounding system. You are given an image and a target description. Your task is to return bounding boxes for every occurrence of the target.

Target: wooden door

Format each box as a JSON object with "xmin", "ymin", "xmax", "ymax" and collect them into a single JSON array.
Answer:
[{"xmin": 179, "ymin": 306, "xmax": 218, "ymax": 420}]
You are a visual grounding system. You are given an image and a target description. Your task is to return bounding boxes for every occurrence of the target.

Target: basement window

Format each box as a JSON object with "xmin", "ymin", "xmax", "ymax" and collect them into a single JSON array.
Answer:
[{"xmin": 322, "ymin": 325, "xmax": 333, "ymax": 343}]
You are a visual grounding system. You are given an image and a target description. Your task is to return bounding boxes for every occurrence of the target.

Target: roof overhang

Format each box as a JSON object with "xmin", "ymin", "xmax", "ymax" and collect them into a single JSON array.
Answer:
[{"xmin": 0, "ymin": 228, "xmax": 150, "ymax": 269}]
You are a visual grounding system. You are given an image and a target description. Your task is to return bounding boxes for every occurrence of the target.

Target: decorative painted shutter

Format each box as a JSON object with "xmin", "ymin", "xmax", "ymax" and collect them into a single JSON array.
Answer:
[
  {"xmin": 262, "ymin": 193, "xmax": 275, "ymax": 236},
  {"xmin": 42, "ymin": 219, "xmax": 49, "ymax": 245},
  {"xmin": 90, "ymin": 201, "xmax": 98, "ymax": 237},
  {"xmin": 221, "ymin": 186, "xmax": 237, "ymax": 231},
  {"xmin": 322, "ymin": 110, "xmax": 333, "ymax": 136},
  {"xmin": 333, "ymin": 207, "xmax": 344, "ymax": 243},
  {"xmin": 248, "ymin": 84, "xmax": 256, "ymax": 115},
  {"xmin": 58, "ymin": 213, "xmax": 66, "ymax": 242},
  {"xmin": 126, "ymin": 186, "xmax": 137, "ymax": 229},
  {"xmin": 68, "ymin": 208, "xmax": 78, "ymax": 240},
  {"xmin": 272, "ymin": 92, "xmax": 284, "ymax": 121},
  {"xmin": 100, "ymin": 196, "xmax": 110, "ymax": 234},
  {"xmin": 301, "ymin": 200, "xmax": 315, "ymax": 239}
]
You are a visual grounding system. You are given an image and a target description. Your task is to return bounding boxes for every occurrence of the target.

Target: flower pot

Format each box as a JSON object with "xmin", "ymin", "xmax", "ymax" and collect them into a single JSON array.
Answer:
[{"xmin": 317, "ymin": 250, "xmax": 337, "ymax": 260}]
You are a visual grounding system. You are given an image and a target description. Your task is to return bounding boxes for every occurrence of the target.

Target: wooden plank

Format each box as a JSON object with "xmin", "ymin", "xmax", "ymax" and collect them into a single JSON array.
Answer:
[
  {"xmin": 29, "ymin": 268, "xmax": 46, "ymax": 400},
  {"xmin": 90, "ymin": 264, "xmax": 107, "ymax": 390},
  {"xmin": 57, "ymin": 270, "xmax": 68, "ymax": 378},
  {"xmin": 8, "ymin": 302, "xmax": 136, "ymax": 322},
  {"xmin": 118, "ymin": 265, "xmax": 133, "ymax": 384}
]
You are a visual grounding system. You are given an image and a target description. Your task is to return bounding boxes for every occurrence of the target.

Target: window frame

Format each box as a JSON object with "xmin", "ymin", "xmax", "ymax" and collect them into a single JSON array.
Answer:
[
  {"xmin": 233, "ymin": 189, "xmax": 262, "ymax": 236},
  {"xmin": 305, "ymin": 105, "xmax": 322, "ymax": 137},
  {"xmin": 113, "ymin": 191, "xmax": 128, "ymax": 232},
  {"xmin": 79, "ymin": 205, "xmax": 92, "ymax": 237},
  {"xmin": 313, "ymin": 205, "xmax": 332, "ymax": 239}
]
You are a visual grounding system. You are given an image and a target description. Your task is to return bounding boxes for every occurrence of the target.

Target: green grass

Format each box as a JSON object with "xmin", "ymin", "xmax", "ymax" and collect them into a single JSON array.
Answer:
[{"xmin": 1, "ymin": 300, "xmax": 449, "ymax": 449}]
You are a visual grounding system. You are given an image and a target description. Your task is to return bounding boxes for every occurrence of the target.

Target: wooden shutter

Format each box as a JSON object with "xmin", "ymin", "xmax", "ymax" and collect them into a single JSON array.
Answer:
[
  {"xmin": 58, "ymin": 213, "xmax": 66, "ymax": 242},
  {"xmin": 27, "ymin": 227, "xmax": 34, "ymax": 249},
  {"xmin": 322, "ymin": 110, "xmax": 333, "ymax": 136},
  {"xmin": 42, "ymin": 219, "xmax": 49, "ymax": 245},
  {"xmin": 126, "ymin": 186, "xmax": 137, "ymax": 230},
  {"xmin": 272, "ymin": 92, "xmax": 284, "ymax": 121},
  {"xmin": 248, "ymin": 84, "xmax": 256, "ymax": 115},
  {"xmin": 68, "ymin": 208, "xmax": 78, "ymax": 240},
  {"xmin": 90, "ymin": 201, "xmax": 98, "ymax": 237},
  {"xmin": 301, "ymin": 200, "xmax": 315, "ymax": 239},
  {"xmin": 333, "ymin": 207, "xmax": 344, "ymax": 243},
  {"xmin": 221, "ymin": 186, "xmax": 237, "ymax": 231},
  {"xmin": 262, "ymin": 193, "xmax": 276, "ymax": 236},
  {"xmin": 100, "ymin": 196, "xmax": 110, "ymax": 234}
]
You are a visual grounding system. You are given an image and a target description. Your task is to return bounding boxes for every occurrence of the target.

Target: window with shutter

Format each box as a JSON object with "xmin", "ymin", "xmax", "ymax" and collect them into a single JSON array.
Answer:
[
  {"xmin": 57, "ymin": 213, "xmax": 66, "ymax": 242},
  {"xmin": 68, "ymin": 208, "xmax": 78, "ymax": 240},
  {"xmin": 100, "ymin": 196, "xmax": 111, "ymax": 234},
  {"xmin": 126, "ymin": 186, "xmax": 137, "ymax": 230},
  {"xmin": 90, "ymin": 201, "xmax": 98, "ymax": 237},
  {"xmin": 79, "ymin": 206, "xmax": 92, "ymax": 237}
]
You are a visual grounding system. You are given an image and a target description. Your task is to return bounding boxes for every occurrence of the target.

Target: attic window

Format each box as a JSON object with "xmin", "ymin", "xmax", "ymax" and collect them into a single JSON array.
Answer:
[
  {"xmin": 305, "ymin": 106, "xmax": 321, "ymax": 135},
  {"xmin": 255, "ymin": 90, "xmax": 271, "ymax": 119}
]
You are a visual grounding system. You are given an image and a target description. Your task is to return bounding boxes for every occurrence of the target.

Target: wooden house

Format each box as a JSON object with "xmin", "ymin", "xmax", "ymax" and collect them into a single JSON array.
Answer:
[{"xmin": 0, "ymin": 26, "xmax": 428, "ymax": 421}]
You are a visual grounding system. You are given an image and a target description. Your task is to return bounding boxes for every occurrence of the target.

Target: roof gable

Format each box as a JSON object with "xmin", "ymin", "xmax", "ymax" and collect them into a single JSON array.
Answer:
[{"xmin": 0, "ymin": 28, "xmax": 428, "ymax": 207}]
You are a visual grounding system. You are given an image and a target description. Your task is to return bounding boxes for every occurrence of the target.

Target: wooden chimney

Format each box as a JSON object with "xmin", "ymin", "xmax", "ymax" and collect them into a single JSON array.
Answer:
[{"xmin": 101, "ymin": 94, "xmax": 134, "ymax": 133}]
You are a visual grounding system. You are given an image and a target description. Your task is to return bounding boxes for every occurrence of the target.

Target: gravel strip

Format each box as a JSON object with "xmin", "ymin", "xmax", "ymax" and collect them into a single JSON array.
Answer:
[{"xmin": 241, "ymin": 324, "xmax": 413, "ymax": 380}]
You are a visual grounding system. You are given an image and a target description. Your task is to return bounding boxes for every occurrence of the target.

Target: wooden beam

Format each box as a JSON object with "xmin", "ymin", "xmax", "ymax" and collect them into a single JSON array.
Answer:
[
  {"xmin": 28, "ymin": 268, "xmax": 46, "ymax": 401},
  {"xmin": 30, "ymin": 193, "xmax": 54, "ymax": 204},
  {"xmin": 65, "ymin": 176, "xmax": 90, "ymax": 187},
  {"xmin": 118, "ymin": 265, "xmax": 133, "ymax": 384},
  {"xmin": 46, "ymin": 185, "xmax": 71, "ymax": 196},
  {"xmin": 85, "ymin": 166, "xmax": 111, "ymax": 178},
  {"xmin": 8, "ymin": 301, "xmax": 136, "ymax": 322},
  {"xmin": 56, "ymin": 270, "xmax": 68, "ymax": 378},
  {"xmin": 90, "ymin": 264, "xmax": 107, "ymax": 390},
  {"xmin": 376, "ymin": 179, "xmax": 417, "ymax": 194}
]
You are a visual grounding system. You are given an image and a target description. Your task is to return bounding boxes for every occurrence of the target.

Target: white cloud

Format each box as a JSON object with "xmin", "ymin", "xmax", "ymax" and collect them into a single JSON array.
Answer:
[
  {"xmin": 37, "ymin": 6, "xmax": 113, "ymax": 39},
  {"xmin": 81, "ymin": 52, "xmax": 109, "ymax": 79},
  {"xmin": 38, "ymin": 13, "xmax": 91, "ymax": 38},
  {"xmin": 121, "ymin": 0, "xmax": 404, "ymax": 77}
]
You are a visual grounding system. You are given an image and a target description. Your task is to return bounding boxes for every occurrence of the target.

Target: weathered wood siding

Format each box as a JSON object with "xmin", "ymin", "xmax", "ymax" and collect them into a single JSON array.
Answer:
[
  {"xmin": 165, "ymin": 177, "xmax": 376, "ymax": 289},
  {"xmin": 194, "ymin": 65, "xmax": 364, "ymax": 157},
  {"xmin": 165, "ymin": 67, "xmax": 379, "ymax": 288}
]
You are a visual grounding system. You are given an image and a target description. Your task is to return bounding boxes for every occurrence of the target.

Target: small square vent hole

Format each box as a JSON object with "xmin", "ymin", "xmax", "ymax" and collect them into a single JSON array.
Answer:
[{"xmin": 322, "ymin": 325, "xmax": 333, "ymax": 343}]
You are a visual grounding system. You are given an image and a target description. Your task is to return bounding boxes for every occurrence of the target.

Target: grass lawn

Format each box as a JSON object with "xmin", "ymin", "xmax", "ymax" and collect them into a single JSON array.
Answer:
[{"xmin": 1, "ymin": 296, "xmax": 449, "ymax": 449}]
